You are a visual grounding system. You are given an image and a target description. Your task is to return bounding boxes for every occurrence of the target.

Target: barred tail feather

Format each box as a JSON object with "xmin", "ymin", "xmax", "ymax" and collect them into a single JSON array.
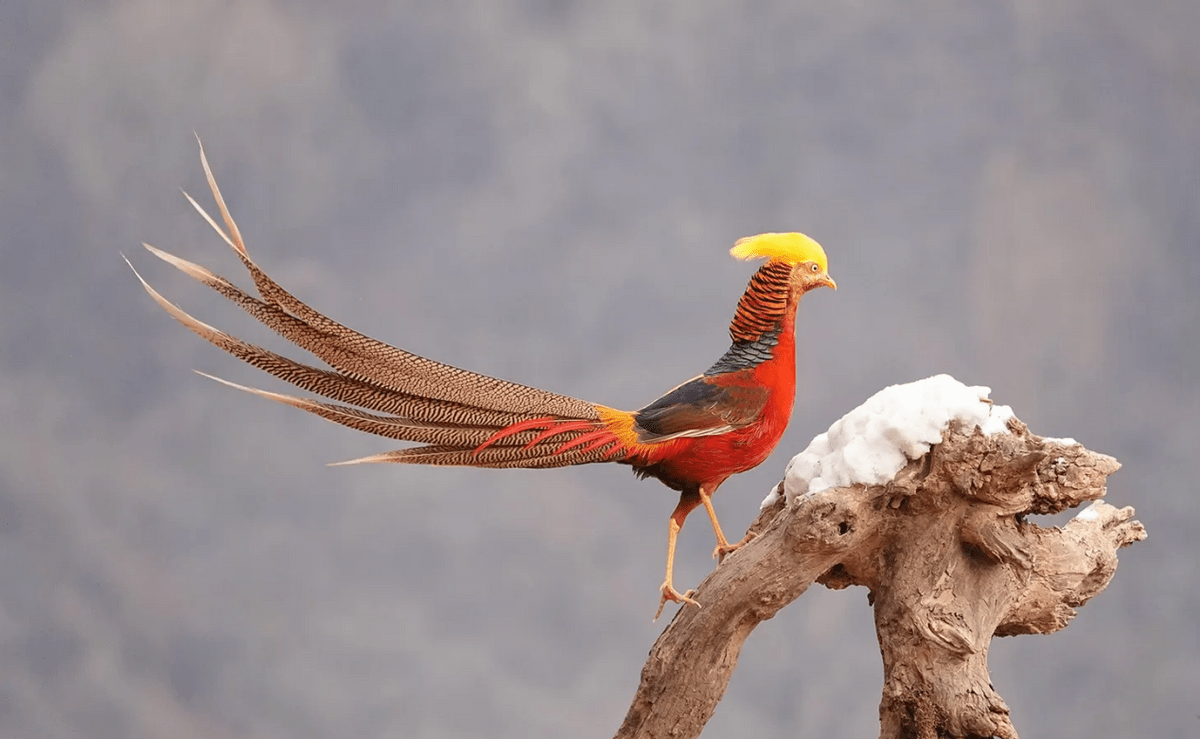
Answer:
[
  {"xmin": 183, "ymin": 138, "xmax": 597, "ymax": 420},
  {"xmin": 128, "ymin": 253, "xmax": 629, "ymax": 466},
  {"xmin": 126, "ymin": 255, "xmax": 527, "ymax": 428},
  {"xmin": 331, "ymin": 438, "xmax": 625, "ymax": 468},
  {"xmin": 197, "ymin": 374, "xmax": 628, "ymax": 467},
  {"xmin": 127, "ymin": 255, "xmax": 628, "ymax": 455},
  {"xmin": 137, "ymin": 243, "xmax": 527, "ymax": 414},
  {"xmin": 194, "ymin": 373, "xmax": 527, "ymax": 449},
  {"xmin": 129, "ymin": 140, "xmax": 639, "ymax": 470}
]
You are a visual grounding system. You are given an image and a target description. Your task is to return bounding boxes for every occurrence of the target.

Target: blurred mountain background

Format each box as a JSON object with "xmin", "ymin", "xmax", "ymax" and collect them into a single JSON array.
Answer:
[{"xmin": 2, "ymin": 1, "xmax": 1197, "ymax": 737}]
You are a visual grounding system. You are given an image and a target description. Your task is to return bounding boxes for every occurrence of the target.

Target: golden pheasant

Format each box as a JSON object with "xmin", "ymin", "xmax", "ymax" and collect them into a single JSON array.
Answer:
[{"xmin": 128, "ymin": 144, "xmax": 836, "ymax": 618}]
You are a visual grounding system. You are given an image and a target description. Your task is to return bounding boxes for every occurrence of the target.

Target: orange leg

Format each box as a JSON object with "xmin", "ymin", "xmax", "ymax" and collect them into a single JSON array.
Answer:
[
  {"xmin": 698, "ymin": 484, "xmax": 756, "ymax": 562},
  {"xmin": 655, "ymin": 489, "xmax": 702, "ymax": 620}
]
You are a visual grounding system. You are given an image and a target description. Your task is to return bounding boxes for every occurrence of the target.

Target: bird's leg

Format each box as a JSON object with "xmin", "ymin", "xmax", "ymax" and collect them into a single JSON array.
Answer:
[
  {"xmin": 655, "ymin": 489, "xmax": 703, "ymax": 621},
  {"xmin": 698, "ymin": 484, "xmax": 755, "ymax": 562}
]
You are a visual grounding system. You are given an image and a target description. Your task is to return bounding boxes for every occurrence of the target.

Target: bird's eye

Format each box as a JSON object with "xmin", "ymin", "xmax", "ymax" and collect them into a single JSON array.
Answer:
[{"xmin": 810, "ymin": 263, "xmax": 820, "ymax": 273}]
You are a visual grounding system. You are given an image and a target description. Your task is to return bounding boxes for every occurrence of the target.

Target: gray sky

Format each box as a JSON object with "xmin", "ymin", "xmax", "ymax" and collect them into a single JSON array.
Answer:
[{"xmin": 3, "ymin": 2, "xmax": 1198, "ymax": 737}]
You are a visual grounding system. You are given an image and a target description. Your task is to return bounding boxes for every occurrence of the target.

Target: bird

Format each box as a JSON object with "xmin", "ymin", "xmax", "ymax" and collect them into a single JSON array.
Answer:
[{"xmin": 128, "ymin": 142, "xmax": 837, "ymax": 619}]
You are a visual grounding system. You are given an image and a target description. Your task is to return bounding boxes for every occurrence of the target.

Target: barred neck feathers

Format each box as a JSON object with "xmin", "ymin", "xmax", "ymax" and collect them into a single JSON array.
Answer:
[
  {"xmin": 703, "ymin": 261, "xmax": 796, "ymax": 376},
  {"xmin": 727, "ymin": 260, "xmax": 795, "ymax": 343}
]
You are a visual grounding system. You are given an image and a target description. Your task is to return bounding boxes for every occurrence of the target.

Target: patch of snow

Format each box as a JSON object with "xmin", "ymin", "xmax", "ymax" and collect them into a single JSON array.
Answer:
[
  {"xmin": 979, "ymin": 404, "xmax": 1014, "ymax": 435},
  {"xmin": 1074, "ymin": 500, "xmax": 1103, "ymax": 522},
  {"xmin": 1041, "ymin": 436, "xmax": 1079, "ymax": 447},
  {"xmin": 761, "ymin": 375, "xmax": 1013, "ymax": 508}
]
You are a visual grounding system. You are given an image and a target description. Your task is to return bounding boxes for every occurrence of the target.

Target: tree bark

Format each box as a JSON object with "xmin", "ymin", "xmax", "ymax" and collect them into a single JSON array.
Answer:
[{"xmin": 614, "ymin": 417, "xmax": 1145, "ymax": 739}]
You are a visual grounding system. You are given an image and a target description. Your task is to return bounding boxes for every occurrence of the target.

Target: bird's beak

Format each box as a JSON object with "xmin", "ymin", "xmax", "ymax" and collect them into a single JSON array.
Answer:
[{"xmin": 822, "ymin": 274, "xmax": 837, "ymax": 290}]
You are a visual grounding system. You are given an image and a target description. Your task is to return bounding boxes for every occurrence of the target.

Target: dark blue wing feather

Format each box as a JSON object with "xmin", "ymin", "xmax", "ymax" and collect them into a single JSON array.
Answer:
[{"xmin": 632, "ymin": 374, "xmax": 769, "ymax": 442}]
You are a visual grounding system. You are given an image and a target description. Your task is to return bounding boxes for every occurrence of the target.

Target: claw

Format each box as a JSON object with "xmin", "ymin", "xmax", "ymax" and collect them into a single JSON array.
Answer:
[
  {"xmin": 713, "ymin": 531, "xmax": 757, "ymax": 563},
  {"xmin": 654, "ymin": 581, "xmax": 701, "ymax": 621}
]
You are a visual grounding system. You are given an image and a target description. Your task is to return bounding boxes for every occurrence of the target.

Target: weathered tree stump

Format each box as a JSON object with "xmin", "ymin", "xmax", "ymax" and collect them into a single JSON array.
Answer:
[{"xmin": 614, "ymin": 410, "xmax": 1145, "ymax": 739}]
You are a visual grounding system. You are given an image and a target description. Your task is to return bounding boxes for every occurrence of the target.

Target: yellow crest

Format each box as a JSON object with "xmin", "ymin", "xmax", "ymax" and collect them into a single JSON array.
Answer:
[{"xmin": 729, "ymin": 232, "xmax": 827, "ymax": 272}]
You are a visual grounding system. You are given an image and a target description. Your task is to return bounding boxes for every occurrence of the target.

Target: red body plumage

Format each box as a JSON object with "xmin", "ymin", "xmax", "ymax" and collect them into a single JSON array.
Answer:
[{"xmin": 624, "ymin": 326, "xmax": 796, "ymax": 484}]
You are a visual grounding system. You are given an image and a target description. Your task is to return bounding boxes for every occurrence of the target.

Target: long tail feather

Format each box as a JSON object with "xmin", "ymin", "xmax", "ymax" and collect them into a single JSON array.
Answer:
[
  {"xmin": 127, "ymin": 254, "xmax": 526, "ymax": 428},
  {"xmin": 138, "ymin": 242, "xmax": 521, "ymax": 413},
  {"xmin": 183, "ymin": 139, "xmax": 598, "ymax": 420},
  {"xmin": 129, "ymin": 253, "xmax": 620, "ymax": 450},
  {"xmin": 128, "ymin": 145, "xmax": 640, "ymax": 470},
  {"xmin": 330, "ymin": 441, "xmax": 622, "ymax": 469},
  {"xmin": 190, "ymin": 369, "xmax": 629, "ymax": 462},
  {"xmin": 194, "ymin": 372, "xmax": 529, "ymax": 448}
]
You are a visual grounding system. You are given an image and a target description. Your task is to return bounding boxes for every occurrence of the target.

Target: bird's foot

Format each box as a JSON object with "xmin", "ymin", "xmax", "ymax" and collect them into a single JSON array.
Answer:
[
  {"xmin": 713, "ymin": 531, "xmax": 757, "ymax": 562},
  {"xmin": 654, "ymin": 583, "xmax": 700, "ymax": 621}
]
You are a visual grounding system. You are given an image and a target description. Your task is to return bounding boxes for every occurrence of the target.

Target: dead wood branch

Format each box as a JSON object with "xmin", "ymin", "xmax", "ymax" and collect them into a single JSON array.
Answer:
[{"xmin": 614, "ymin": 417, "xmax": 1145, "ymax": 739}]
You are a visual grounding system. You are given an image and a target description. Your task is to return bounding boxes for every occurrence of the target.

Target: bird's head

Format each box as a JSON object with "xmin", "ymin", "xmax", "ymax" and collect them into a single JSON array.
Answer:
[{"xmin": 729, "ymin": 232, "xmax": 837, "ymax": 292}]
